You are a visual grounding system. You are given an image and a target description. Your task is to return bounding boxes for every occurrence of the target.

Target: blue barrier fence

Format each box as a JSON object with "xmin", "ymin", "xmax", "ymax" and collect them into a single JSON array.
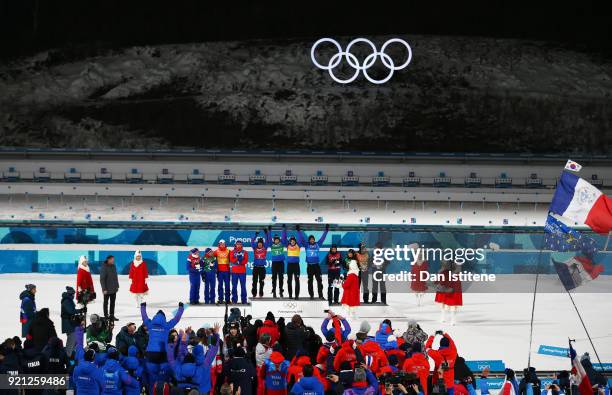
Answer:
[{"xmin": 1, "ymin": 226, "xmax": 612, "ymax": 275}]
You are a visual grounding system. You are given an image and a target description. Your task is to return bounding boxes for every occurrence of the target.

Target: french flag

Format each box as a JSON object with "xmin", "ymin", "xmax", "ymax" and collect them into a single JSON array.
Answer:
[
  {"xmin": 553, "ymin": 256, "xmax": 604, "ymax": 291},
  {"xmin": 550, "ymin": 172, "xmax": 612, "ymax": 235},
  {"xmin": 569, "ymin": 343, "xmax": 593, "ymax": 395}
]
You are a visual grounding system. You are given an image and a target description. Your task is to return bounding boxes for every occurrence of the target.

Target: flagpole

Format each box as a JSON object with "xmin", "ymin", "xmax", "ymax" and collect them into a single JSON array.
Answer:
[
  {"xmin": 527, "ymin": 233, "xmax": 546, "ymax": 368},
  {"xmin": 565, "ymin": 288, "xmax": 606, "ymax": 372}
]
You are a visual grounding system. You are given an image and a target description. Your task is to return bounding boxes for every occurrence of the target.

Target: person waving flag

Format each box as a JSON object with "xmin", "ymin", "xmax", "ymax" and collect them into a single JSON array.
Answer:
[
  {"xmin": 550, "ymin": 170, "xmax": 612, "ymax": 234},
  {"xmin": 569, "ymin": 342, "xmax": 593, "ymax": 395}
]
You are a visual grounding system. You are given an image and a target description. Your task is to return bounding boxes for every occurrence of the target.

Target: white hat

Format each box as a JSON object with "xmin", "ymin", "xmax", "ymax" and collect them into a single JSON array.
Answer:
[{"xmin": 348, "ymin": 260, "xmax": 359, "ymax": 275}]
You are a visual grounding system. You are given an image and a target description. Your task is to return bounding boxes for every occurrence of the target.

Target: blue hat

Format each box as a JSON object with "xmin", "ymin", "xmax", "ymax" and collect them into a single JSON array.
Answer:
[{"xmin": 190, "ymin": 248, "xmax": 199, "ymax": 254}]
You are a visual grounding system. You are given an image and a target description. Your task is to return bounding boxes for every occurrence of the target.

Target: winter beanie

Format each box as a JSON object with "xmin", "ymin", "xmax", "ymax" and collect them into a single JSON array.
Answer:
[{"xmin": 359, "ymin": 321, "xmax": 371, "ymax": 334}]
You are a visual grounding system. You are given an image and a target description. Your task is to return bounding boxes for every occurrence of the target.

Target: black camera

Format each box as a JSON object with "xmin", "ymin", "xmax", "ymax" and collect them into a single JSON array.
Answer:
[
  {"xmin": 380, "ymin": 372, "xmax": 418, "ymax": 386},
  {"xmin": 63, "ymin": 309, "xmax": 86, "ymax": 327},
  {"xmin": 97, "ymin": 316, "xmax": 114, "ymax": 331},
  {"xmin": 71, "ymin": 311, "xmax": 86, "ymax": 326}
]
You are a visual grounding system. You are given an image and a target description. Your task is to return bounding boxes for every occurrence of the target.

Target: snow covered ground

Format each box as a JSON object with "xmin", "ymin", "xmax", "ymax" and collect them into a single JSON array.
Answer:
[{"xmin": 2, "ymin": 273, "xmax": 610, "ymax": 372}]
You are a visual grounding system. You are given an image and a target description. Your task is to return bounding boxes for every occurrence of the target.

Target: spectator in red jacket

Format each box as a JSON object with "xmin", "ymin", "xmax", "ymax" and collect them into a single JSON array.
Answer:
[
  {"xmin": 333, "ymin": 340, "xmax": 361, "ymax": 373},
  {"xmin": 288, "ymin": 352, "xmax": 325, "ymax": 390},
  {"xmin": 257, "ymin": 312, "xmax": 280, "ymax": 345},
  {"xmin": 426, "ymin": 331, "xmax": 458, "ymax": 390},
  {"xmin": 402, "ymin": 342, "xmax": 431, "ymax": 395},
  {"xmin": 358, "ymin": 340, "xmax": 388, "ymax": 376}
]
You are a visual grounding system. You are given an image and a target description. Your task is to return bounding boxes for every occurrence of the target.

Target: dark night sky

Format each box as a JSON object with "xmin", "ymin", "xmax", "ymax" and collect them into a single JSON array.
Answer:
[{"xmin": 1, "ymin": 1, "xmax": 611, "ymax": 60}]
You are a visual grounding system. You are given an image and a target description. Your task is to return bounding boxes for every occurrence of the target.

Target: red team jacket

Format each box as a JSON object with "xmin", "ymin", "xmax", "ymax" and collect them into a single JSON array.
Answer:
[
  {"xmin": 402, "ymin": 352, "xmax": 431, "ymax": 395},
  {"xmin": 230, "ymin": 247, "xmax": 249, "ymax": 274},
  {"xmin": 426, "ymin": 333, "xmax": 457, "ymax": 389},
  {"xmin": 257, "ymin": 320, "xmax": 280, "ymax": 345}
]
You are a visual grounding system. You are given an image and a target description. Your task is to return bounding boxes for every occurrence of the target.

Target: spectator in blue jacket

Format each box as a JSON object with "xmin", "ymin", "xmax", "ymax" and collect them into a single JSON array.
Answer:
[
  {"xmin": 479, "ymin": 367, "xmax": 491, "ymax": 395},
  {"xmin": 19, "ymin": 284, "xmax": 37, "ymax": 338},
  {"xmin": 321, "ymin": 312, "xmax": 351, "ymax": 343},
  {"xmin": 290, "ymin": 364, "xmax": 324, "ymax": 395},
  {"xmin": 100, "ymin": 347, "xmax": 135, "ymax": 395},
  {"xmin": 73, "ymin": 348, "xmax": 103, "ymax": 395},
  {"xmin": 193, "ymin": 325, "xmax": 221, "ymax": 394},
  {"xmin": 140, "ymin": 302, "xmax": 184, "ymax": 383},
  {"xmin": 121, "ymin": 345, "xmax": 145, "ymax": 395},
  {"xmin": 297, "ymin": 224, "xmax": 329, "ymax": 300},
  {"xmin": 374, "ymin": 321, "xmax": 393, "ymax": 349},
  {"xmin": 73, "ymin": 325, "xmax": 104, "ymax": 394},
  {"xmin": 169, "ymin": 333, "xmax": 201, "ymax": 392}
]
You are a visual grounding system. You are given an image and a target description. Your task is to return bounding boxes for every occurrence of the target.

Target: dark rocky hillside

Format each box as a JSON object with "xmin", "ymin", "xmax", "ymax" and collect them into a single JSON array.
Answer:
[{"xmin": 1, "ymin": 35, "xmax": 611, "ymax": 153}]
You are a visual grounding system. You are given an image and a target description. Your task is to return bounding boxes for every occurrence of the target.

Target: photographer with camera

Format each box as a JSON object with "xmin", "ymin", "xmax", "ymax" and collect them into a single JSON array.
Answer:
[
  {"xmin": 60, "ymin": 286, "xmax": 85, "ymax": 356},
  {"xmin": 426, "ymin": 330, "xmax": 457, "ymax": 394},
  {"xmin": 402, "ymin": 342, "xmax": 430, "ymax": 395},
  {"xmin": 430, "ymin": 366, "xmax": 448, "ymax": 395},
  {"xmin": 86, "ymin": 313, "xmax": 114, "ymax": 345},
  {"xmin": 381, "ymin": 372, "xmax": 423, "ymax": 395},
  {"xmin": 328, "ymin": 365, "xmax": 379, "ymax": 395}
]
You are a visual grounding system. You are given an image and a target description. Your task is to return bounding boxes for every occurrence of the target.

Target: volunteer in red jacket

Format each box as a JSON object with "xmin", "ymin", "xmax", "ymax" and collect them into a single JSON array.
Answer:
[
  {"xmin": 408, "ymin": 243, "xmax": 429, "ymax": 307},
  {"xmin": 214, "ymin": 240, "xmax": 231, "ymax": 304},
  {"xmin": 76, "ymin": 255, "xmax": 95, "ymax": 304},
  {"xmin": 341, "ymin": 260, "xmax": 360, "ymax": 319},
  {"xmin": 435, "ymin": 261, "xmax": 463, "ymax": 325},
  {"xmin": 230, "ymin": 240, "xmax": 249, "ymax": 304},
  {"xmin": 426, "ymin": 330, "xmax": 458, "ymax": 394},
  {"xmin": 129, "ymin": 250, "xmax": 149, "ymax": 307}
]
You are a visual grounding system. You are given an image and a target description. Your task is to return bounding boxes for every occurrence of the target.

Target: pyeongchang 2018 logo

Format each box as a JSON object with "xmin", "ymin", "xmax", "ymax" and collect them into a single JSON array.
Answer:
[{"xmin": 310, "ymin": 37, "xmax": 412, "ymax": 84}]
